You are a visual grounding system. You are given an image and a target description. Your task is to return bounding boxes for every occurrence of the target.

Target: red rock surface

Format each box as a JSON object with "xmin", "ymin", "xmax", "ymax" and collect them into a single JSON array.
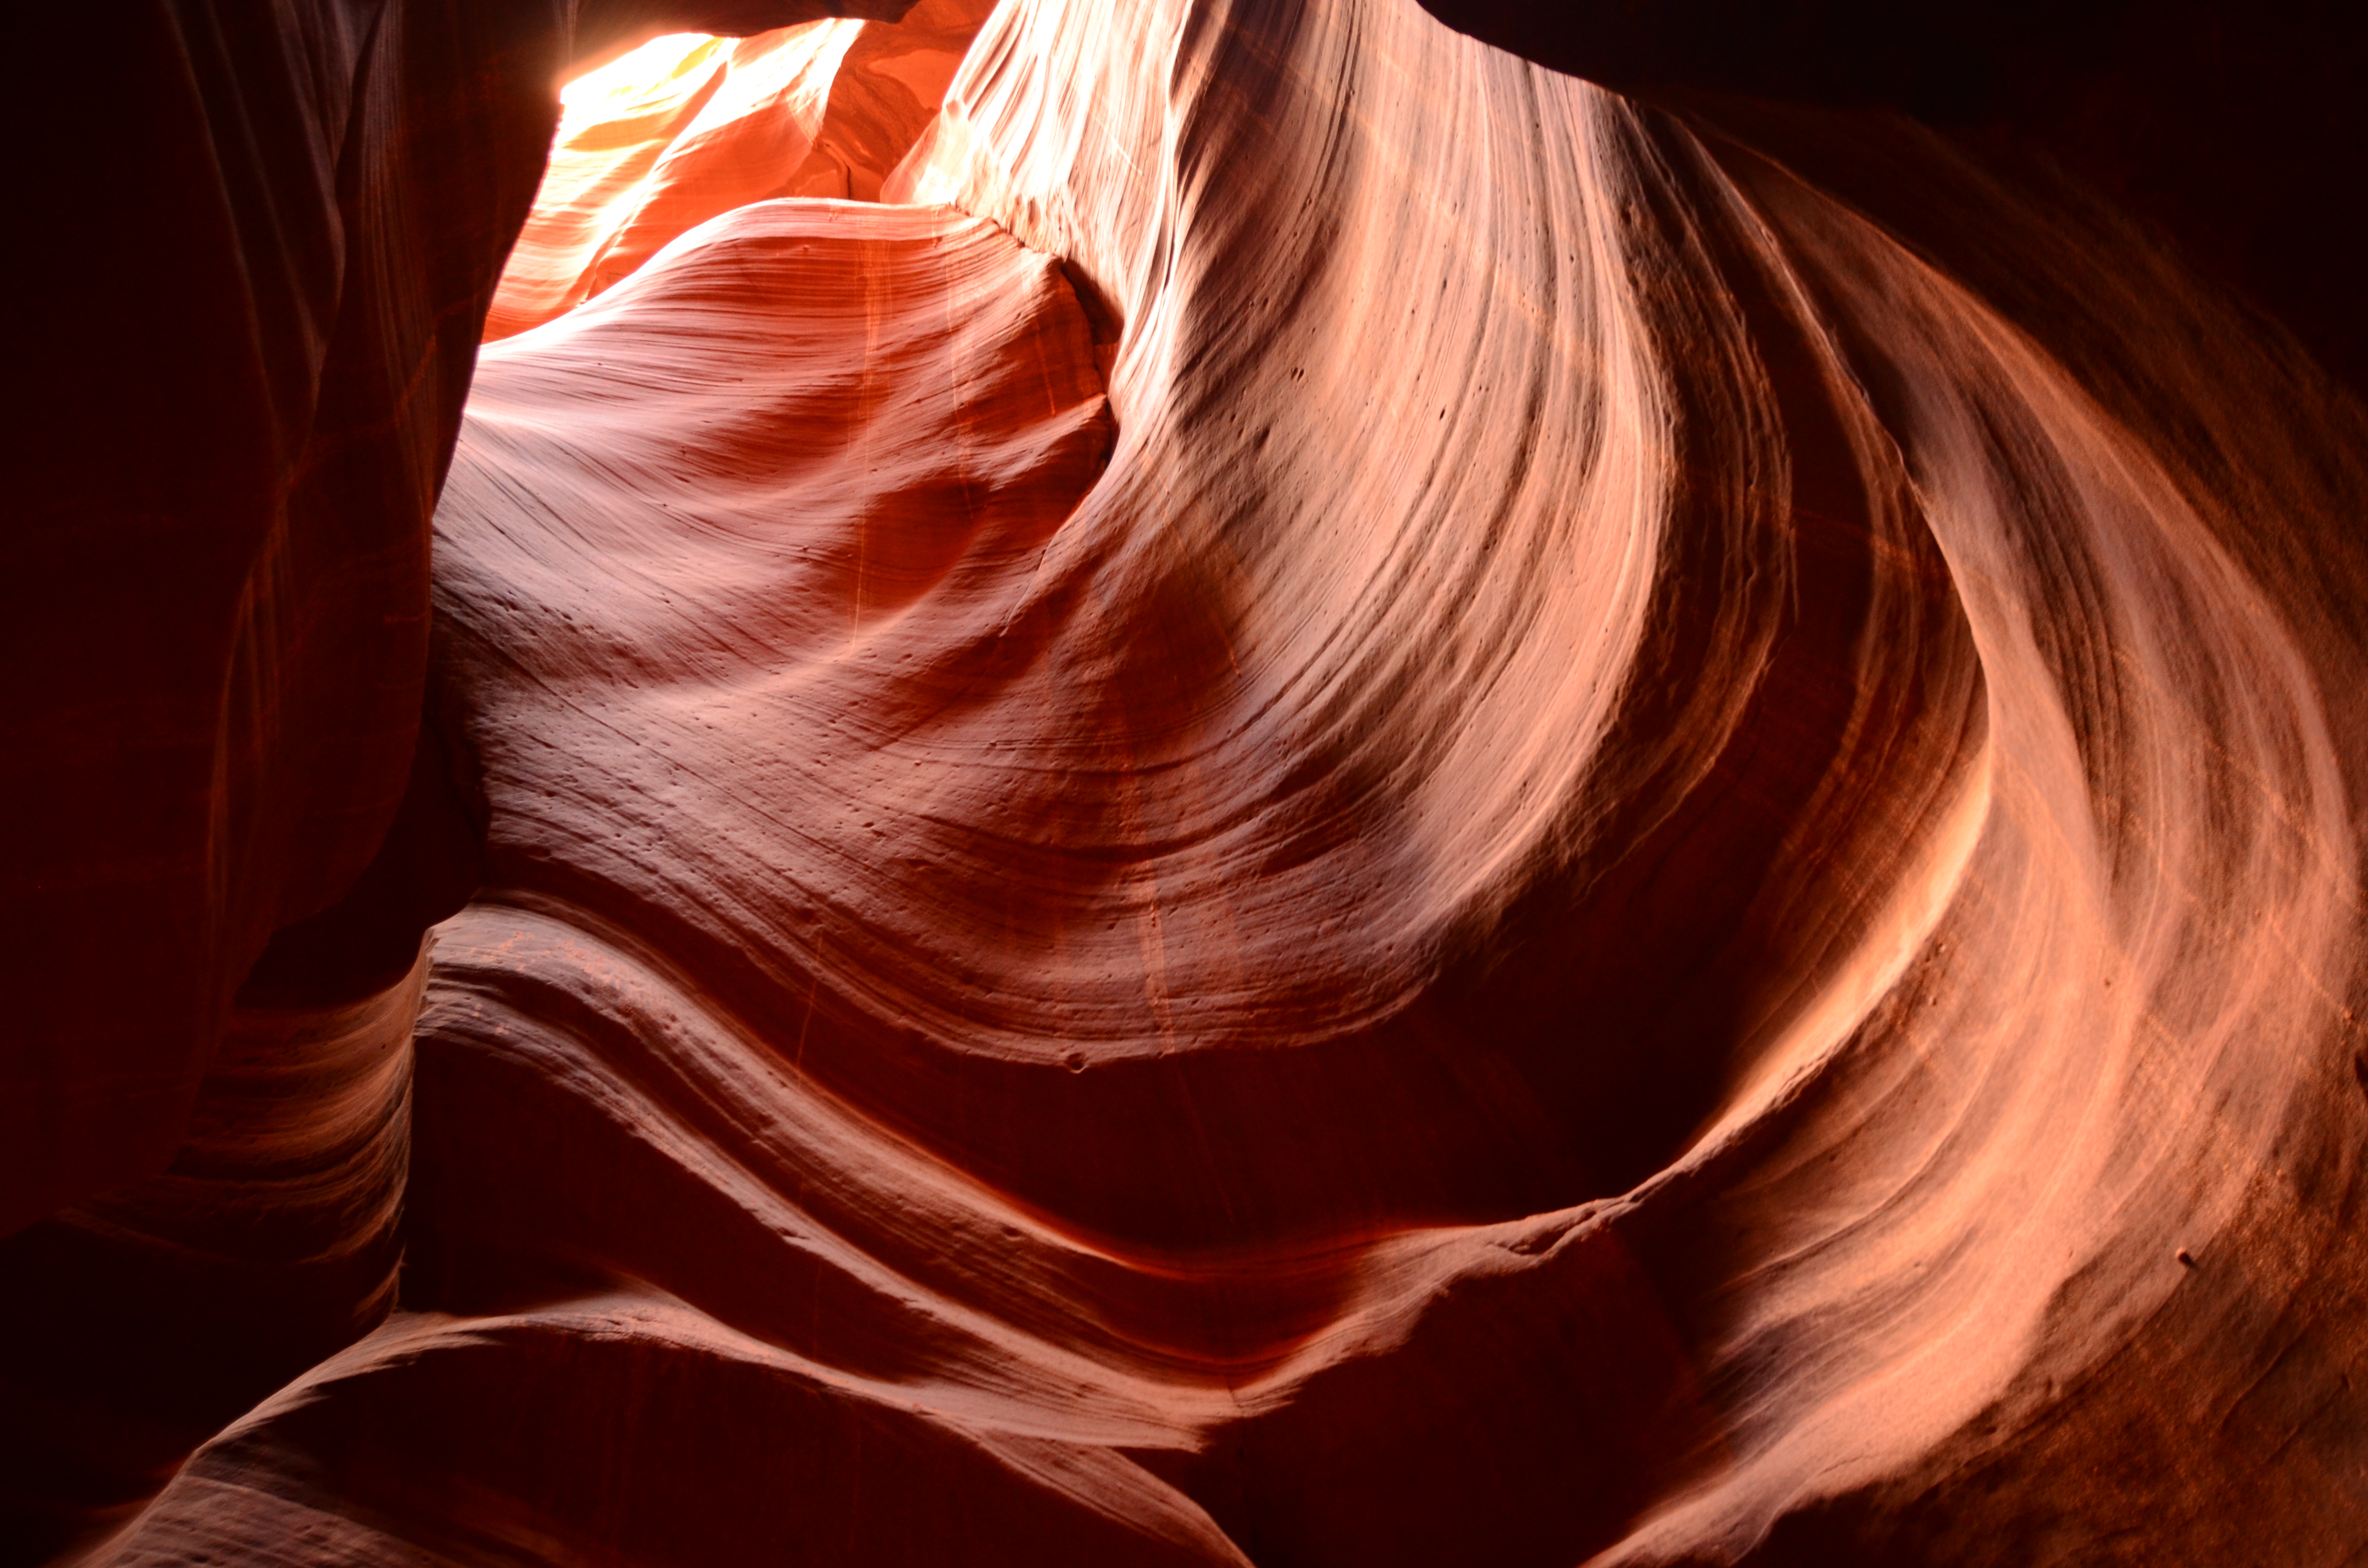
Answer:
[
  {"xmin": 1418, "ymin": 0, "xmax": 2368, "ymax": 404},
  {"xmin": 0, "ymin": 958, "xmax": 423, "ymax": 1551},
  {"xmin": 15, "ymin": 0, "xmax": 2368, "ymax": 1564},
  {"xmin": 3, "ymin": 0, "xmax": 911, "ymax": 1241},
  {"xmin": 483, "ymin": 0, "xmax": 994, "ymax": 339},
  {"xmin": 1, "ymin": 0, "xmax": 911, "ymax": 1557}
]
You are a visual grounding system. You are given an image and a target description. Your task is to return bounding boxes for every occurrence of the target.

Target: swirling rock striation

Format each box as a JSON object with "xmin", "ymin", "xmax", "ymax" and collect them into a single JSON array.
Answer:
[
  {"xmin": 1416, "ymin": 0, "xmax": 2368, "ymax": 403},
  {"xmin": 0, "ymin": 957, "xmax": 423, "ymax": 1559},
  {"xmin": 484, "ymin": 0, "xmax": 995, "ymax": 339},
  {"xmin": 2, "ymin": 0, "xmax": 913, "ymax": 1237},
  {"xmin": 0, "ymin": 0, "xmax": 913, "ymax": 1556},
  {"xmin": 55, "ymin": 0, "xmax": 2368, "ymax": 1563}
]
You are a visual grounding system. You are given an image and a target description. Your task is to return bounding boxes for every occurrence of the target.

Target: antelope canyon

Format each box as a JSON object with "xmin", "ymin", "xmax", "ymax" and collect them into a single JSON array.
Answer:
[{"xmin": 8, "ymin": 0, "xmax": 2368, "ymax": 1565}]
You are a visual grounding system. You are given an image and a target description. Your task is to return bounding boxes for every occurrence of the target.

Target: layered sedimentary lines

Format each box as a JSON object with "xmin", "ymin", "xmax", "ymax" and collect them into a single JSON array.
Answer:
[
  {"xmin": 485, "ymin": 0, "xmax": 997, "ymax": 340},
  {"xmin": 92, "ymin": 0, "xmax": 2368, "ymax": 1563},
  {"xmin": 3, "ymin": 957, "xmax": 423, "ymax": 1552}
]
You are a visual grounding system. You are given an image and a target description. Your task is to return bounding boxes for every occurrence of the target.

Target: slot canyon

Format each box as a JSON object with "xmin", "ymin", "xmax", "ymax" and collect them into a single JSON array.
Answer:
[{"xmin": 7, "ymin": 0, "xmax": 2368, "ymax": 1563}]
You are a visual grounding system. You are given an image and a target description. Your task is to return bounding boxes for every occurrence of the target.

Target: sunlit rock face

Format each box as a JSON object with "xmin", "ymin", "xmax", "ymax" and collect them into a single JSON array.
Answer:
[
  {"xmin": 1418, "ymin": 0, "xmax": 2368, "ymax": 404},
  {"xmin": 26, "ymin": 0, "xmax": 2368, "ymax": 1564},
  {"xmin": 484, "ymin": 0, "xmax": 996, "ymax": 339},
  {"xmin": 0, "ymin": 0, "xmax": 913, "ymax": 1239},
  {"xmin": 0, "ymin": 960, "xmax": 423, "ymax": 1554},
  {"xmin": 0, "ymin": 0, "xmax": 914, "ymax": 1558}
]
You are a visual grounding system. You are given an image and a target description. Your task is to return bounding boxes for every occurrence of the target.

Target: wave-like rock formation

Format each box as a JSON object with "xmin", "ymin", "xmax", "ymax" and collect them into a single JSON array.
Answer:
[
  {"xmin": 0, "ymin": 960, "xmax": 422, "ymax": 1553},
  {"xmin": 485, "ymin": 0, "xmax": 994, "ymax": 339},
  {"xmin": 2, "ymin": 1, "xmax": 915, "ymax": 1557},
  {"xmin": 1, "ymin": 0, "xmax": 912, "ymax": 1238},
  {"xmin": 24, "ymin": 0, "xmax": 2368, "ymax": 1563}
]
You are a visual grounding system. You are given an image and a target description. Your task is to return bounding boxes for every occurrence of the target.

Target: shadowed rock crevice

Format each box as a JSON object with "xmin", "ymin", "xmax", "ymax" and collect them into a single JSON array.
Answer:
[{"xmin": 12, "ymin": 0, "xmax": 2368, "ymax": 1564}]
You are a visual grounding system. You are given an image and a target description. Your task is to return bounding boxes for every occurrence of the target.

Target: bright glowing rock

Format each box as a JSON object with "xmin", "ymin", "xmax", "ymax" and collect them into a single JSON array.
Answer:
[
  {"xmin": 23, "ymin": 0, "xmax": 2368, "ymax": 1564},
  {"xmin": 484, "ymin": 0, "xmax": 995, "ymax": 340}
]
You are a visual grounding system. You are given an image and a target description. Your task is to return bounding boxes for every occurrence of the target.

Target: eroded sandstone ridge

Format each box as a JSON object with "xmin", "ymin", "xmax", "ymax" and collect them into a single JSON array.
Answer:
[
  {"xmin": 2, "ymin": 0, "xmax": 914, "ymax": 1554},
  {"xmin": 11, "ymin": 0, "xmax": 2368, "ymax": 1564},
  {"xmin": 484, "ymin": 0, "xmax": 994, "ymax": 339}
]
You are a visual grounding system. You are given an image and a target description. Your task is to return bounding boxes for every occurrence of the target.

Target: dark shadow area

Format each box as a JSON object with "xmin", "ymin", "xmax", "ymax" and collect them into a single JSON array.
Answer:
[{"xmin": 1417, "ymin": 0, "xmax": 2368, "ymax": 399}]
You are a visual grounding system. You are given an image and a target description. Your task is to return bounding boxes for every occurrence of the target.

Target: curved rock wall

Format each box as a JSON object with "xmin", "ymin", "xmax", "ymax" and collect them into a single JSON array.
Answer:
[
  {"xmin": 484, "ymin": 0, "xmax": 996, "ymax": 339},
  {"xmin": 23, "ymin": 0, "xmax": 2368, "ymax": 1563},
  {"xmin": 1, "ymin": 1, "xmax": 912, "ymax": 1556},
  {"xmin": 3, "ymin": 0, "xmax": 910, "ymax": 1240},
  {"xmin": 0, "ymin": 956, "xmax": 423, "ymax": 1560}
]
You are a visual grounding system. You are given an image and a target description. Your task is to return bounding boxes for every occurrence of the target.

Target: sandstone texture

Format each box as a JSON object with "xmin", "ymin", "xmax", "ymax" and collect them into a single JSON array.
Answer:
[
  {"xmin": 483, "ymin": 0, "xmax": 993, "ymax": 340},
  {"xmin": 3, "ymin": 0, "xmax": 909, "ymax": 1238},
  {"xmin": 1, "ymin": 0, "xmax": 910, "ymax": 1556},
  {"xmin": 11, "ymin": 0, "xmax": 2368, "ymax": 1565}
]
